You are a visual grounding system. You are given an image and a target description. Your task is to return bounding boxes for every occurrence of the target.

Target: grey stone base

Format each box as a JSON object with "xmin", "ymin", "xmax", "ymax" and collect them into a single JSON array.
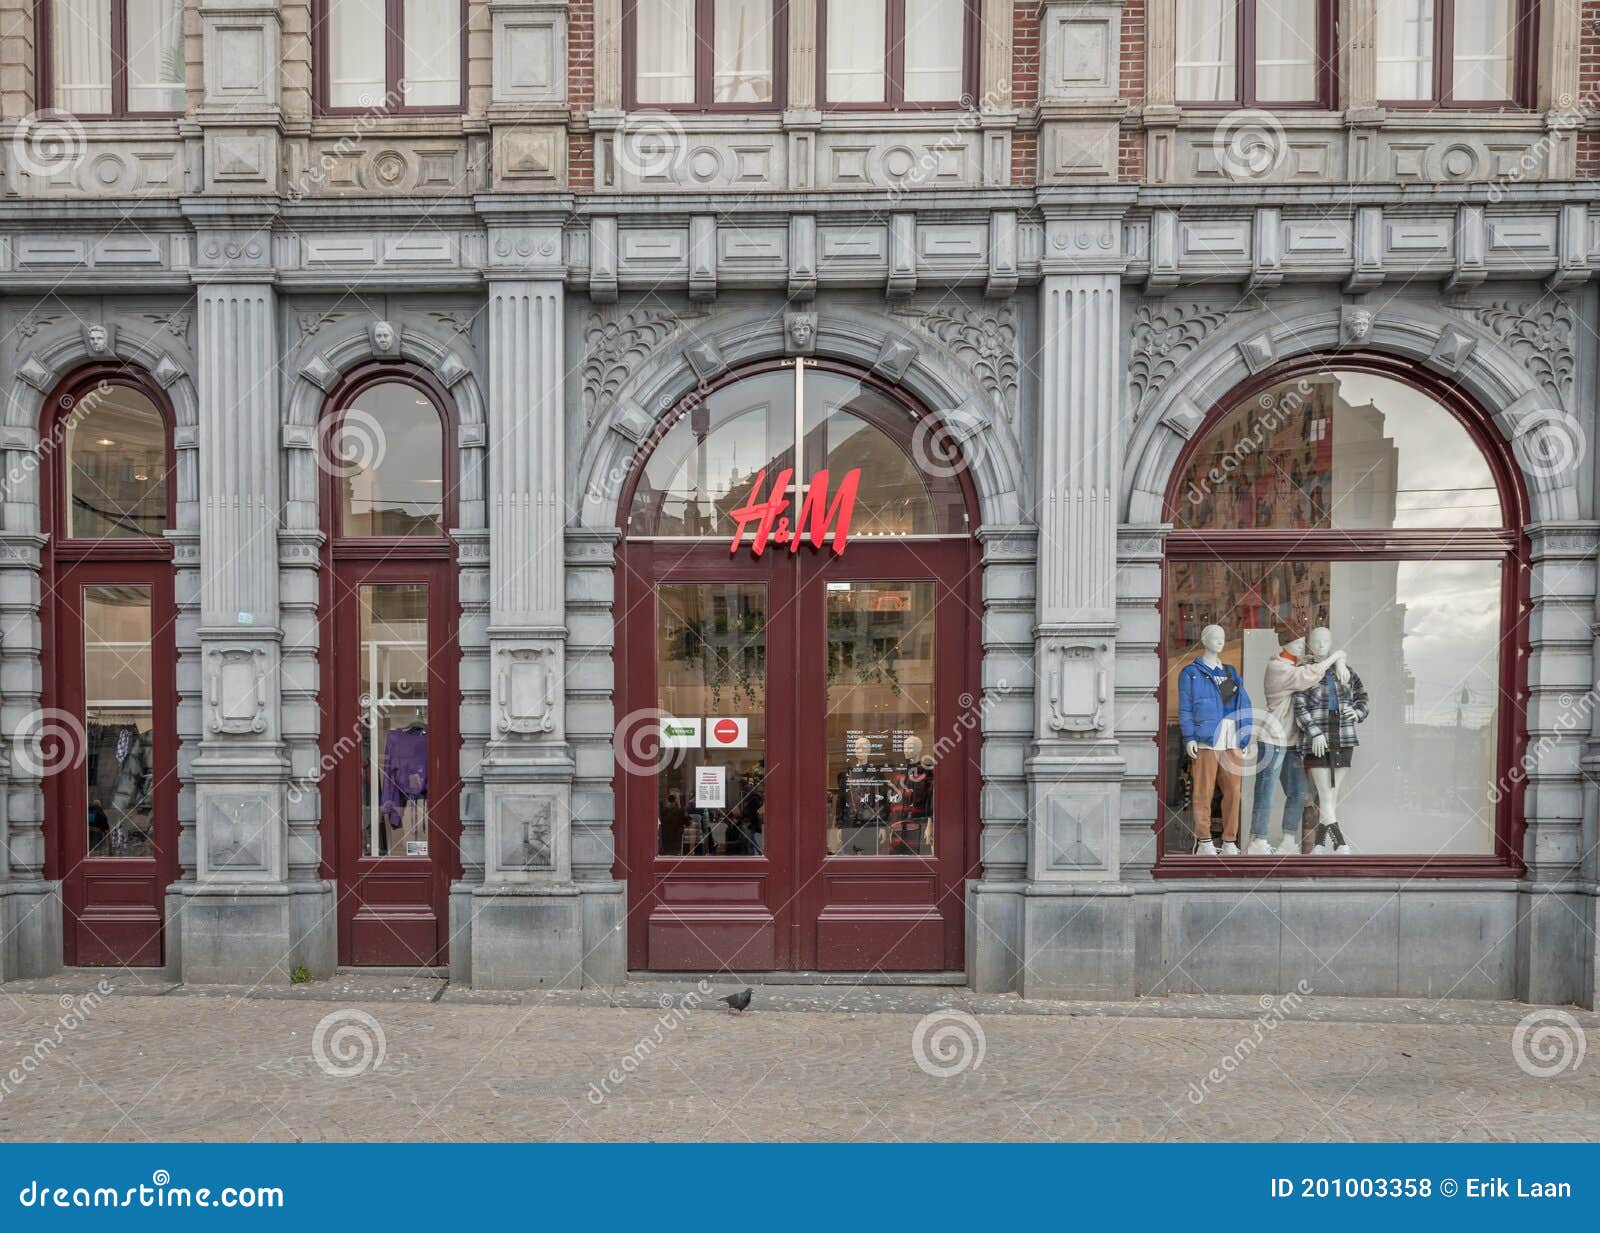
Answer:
[
  {"xmin": 0, "ymin": 880, "xmax": 63, "ymax": 981},
  {"xmin": 1517, "ymin": 885, "xmax": 1591, "ymax": 1007},
  {"xmin": 171, "ymin": 880, "xmax": 336, "ymax": 985},
  {"xmin": 1019, "ymin": 883, "xmax": 1136, "ymax": 1000},
  {"xmin": 965, "ymin": 879, "xmax": 1025, "ymax": 994},
  {"xmin": 466, "ymin": 881, "xmax": 630, "ymax": 990}
]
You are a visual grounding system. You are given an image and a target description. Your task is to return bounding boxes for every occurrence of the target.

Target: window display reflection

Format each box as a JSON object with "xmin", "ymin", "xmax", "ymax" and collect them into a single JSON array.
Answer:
[
  {"xmin": 66, "ymin": 385, "xmax": 168, "ymax": 539},
  {"xmin": 360, "ymin": 583, "xmax": 430, "ymax": 858},
  {"xmin": 825, "ymin": 582, "xmax": 935, "ymax": 856},
  {"xmin": 83, "ymin": 585, "xmax": 154, "ymax": 858},
  {"xmin": 1165, "ymin": 558, "xmax": 1502, "ymax": 856},
  {"xmin": 1173, "ymin": 371, "xmax": 1502, "ymax": 532},
  {"xmin": 338, "ymin": 382, "xmax": 444, "ymax": 537},
  {"xmin": 656, "ymin": 584, "xmax": 767, "ymax": 856}
]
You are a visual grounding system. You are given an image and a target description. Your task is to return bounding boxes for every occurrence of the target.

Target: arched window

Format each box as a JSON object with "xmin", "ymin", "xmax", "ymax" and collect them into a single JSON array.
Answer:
[
  {"xmin": 41, "ymin": 365, "xmax": 178, "ymax": 967},
  {"xmin": 63, "ymin": 380, "xmax": 170, "ymax": 538},
  {"xmin": 319, "ymin": 363, "xmax": 459, "ymax": 967},
  {"xmin": 1161, "ymin": 360, "xmax": 1524, "ymax": 870}
]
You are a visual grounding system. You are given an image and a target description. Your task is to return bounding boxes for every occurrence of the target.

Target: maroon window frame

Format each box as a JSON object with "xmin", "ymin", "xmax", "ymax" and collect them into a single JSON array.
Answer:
[
  {"xmin": 622, "ymin": 0, "xmax": 787, "ymax": 112},
  {"xmin": 40, "ymin": 364, "xmax": 180, "ymax": 966},
  {"xmin": 816, "ymin": 0, "xmax": 978, "ymax": 111},
  {"xmin": 1176, "ymin": 0, "xmax": 1338, "ymax": 110},
  {"xmin": 312, "ymin": 0, "xmax": 469, "ymax": 116},
  {"xmin": 33, "ymin": 0, "xmax": 185, "ymax": 120},
  {"xmin": 1155, "ymin": 354, "xmax": 1531, "ymax": 879},
  {"xmin": 1379, "ymin": 0, "xmax": 1540, "ymax": 110},
  {"xmin": 317, "ymin": 361, "xmax": 462, "ymax": 966}
]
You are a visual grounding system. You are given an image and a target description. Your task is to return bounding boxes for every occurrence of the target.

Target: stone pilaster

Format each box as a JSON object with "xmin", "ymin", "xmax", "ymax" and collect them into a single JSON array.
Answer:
[
  {"xmin": 1019, "ymin": 203, "xmax": 1133, "ymax": 999},
  {"xmin": 465, "ymin": 207, "xmax": 607, "ymax": 987},
  {"xmin": 177, "ymin": 224, "xmax": 327, "ymax": 982}
]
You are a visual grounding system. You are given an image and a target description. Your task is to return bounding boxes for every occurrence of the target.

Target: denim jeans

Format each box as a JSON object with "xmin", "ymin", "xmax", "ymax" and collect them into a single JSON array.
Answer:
[{"xmin": 1249, "ymin": 742, "xmax": 1310, "ymax": 845}]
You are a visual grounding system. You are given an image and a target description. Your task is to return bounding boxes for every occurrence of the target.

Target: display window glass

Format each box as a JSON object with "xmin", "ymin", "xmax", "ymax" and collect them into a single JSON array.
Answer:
[{"xmin": 1161, "ymin": 364, "xmax": 1522, "ymax": 868}]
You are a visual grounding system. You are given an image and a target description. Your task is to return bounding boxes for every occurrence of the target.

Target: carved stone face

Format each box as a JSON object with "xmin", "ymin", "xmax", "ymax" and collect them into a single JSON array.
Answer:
[
  {"xmin": 1200, "ymin": 624, "xmax": 1226, "ymax": 654},
  {"xmin": 788, "ymin": 315, "xmax": 815, "ymax": 348},
  {"xmin": 372, "ymin": 321, "xmax": 396, "ymax": 352},
  {"xmin": 1346, "ymin": 309, "xmax": 1374, "ymax": 341},
  {"xmin": 1308, "ymin": 626, "xmax": 1333, "ymax": 658},
  {"xmin": 86, "ymin": 324, "xmax": 109, "ymax": 353}
]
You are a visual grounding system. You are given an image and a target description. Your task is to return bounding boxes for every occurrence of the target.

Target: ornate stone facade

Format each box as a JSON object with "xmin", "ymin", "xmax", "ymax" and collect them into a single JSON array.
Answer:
[{"xmin": 0, "ymin": 2, "xmax": 1595, "ymax": 1006}]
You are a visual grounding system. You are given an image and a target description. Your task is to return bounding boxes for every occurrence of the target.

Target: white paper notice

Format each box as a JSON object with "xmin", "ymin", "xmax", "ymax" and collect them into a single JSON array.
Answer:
[{"xmin": 694, "ymin": 765, "xmax": 727, "ymax": 809}]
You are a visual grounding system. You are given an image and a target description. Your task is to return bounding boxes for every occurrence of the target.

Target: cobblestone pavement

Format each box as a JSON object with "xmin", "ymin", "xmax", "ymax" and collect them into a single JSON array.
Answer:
[{"xmin": 1, "ymin": 975, "xmax": 1596, "ymax": 1142}]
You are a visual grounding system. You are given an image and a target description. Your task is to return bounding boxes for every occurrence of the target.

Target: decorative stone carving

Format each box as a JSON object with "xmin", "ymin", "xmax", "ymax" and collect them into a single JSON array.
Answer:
[
  {"xmin": 1043, "ymin": 639, "xmax": 1110, "ymax": 734},
  {"xmin": 1466, "ymin": 301, "xmax": 1574, "ymax": 405},
  {"xmin": 297, "ymin": 310, "xmax": 346, "ymax": 340},
  {"xmin": 582, "ymin": 309, "xmax": 684, "ymax": 423},
  {"xmin": 82, "ymin": 323, "xmax": 116, "ymax": 356},
  {"xmin": 872, "ymin": 336, "xmax": 919, "ymax": 382},
  {"xmin": 1128, "ymin": 302, "xmax": 1235, "ymax": 410},
  {"xmin": 1429, "ymin": 325, "xmax": 1478, "ymax": 373},
  {"xmin": 901, "ymin": 302, "xmax": 1019, "ymax": 420},
  {"xmin": 785, "ymin": 312, "xmax": 818, "ymax": 354},
  {"xmin": 1038, "ymin": 793, "xmax": 1111, "ymax": 873},
  {"xmin": 1341, "ymin": 305, "xmax": 1376, "ymax": 343},
  {"xmin": 153, "ymin": 354, "xmax": 184, "ymax": 388},
  {"xmin": 200, "ymin": 792, "xmax": 275, "ymax": 878},
  {"xmin": 369, "ymin": 320, "xmax": 402, "ymax": 357},
  {"xmin": 496, "ymin": 794, "xmax": 557, "ymax": 872},
  {"xmin": 494, "ymin": 644, "xmax": 559, "ymax": 735},
  {"xmin": 683, "ymin": 335, "xmax": 724, "ymax": 381},
  {"xmin": 205, "ymin": 646, "xmax": 270, "ymax": 735},
  {"xmin": 16, "ymin": 314, "xmax": 61, "ymax": 341}
]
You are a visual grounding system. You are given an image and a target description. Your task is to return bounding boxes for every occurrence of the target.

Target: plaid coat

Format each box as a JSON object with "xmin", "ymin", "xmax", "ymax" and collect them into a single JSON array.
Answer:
[{"xmin": 1292, "ymin": 666, "xmax": 1369, "ymax": 757}]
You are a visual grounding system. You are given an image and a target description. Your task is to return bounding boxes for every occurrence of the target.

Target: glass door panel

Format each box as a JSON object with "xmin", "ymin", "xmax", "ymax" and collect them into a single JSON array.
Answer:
[
  {"xmin": 655, "ymin": 583, "xmax": 767, "ymax": 856},
  {"xmin": 824, "ymin": 580, "xmax": 936, "ymax": 856},
  {"xmin": 359, "ymin": 583, "xmax": 430, "ymax": 859},
  {"xmin": 82, "ymin": 584, "xmax": 154, "ymax": 859}
]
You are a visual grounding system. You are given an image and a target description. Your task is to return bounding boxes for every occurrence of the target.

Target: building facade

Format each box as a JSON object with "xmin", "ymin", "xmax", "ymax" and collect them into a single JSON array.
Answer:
[{"xmin": 0, "ymin": 0, "xmax": 1598, "ymax": 1004}]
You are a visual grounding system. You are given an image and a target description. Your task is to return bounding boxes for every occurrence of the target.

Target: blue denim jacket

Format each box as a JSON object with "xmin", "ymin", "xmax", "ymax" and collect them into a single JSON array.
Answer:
[{"xmin": 1178, "ymin": 659, "xmax": 1252, "ymax": 748}]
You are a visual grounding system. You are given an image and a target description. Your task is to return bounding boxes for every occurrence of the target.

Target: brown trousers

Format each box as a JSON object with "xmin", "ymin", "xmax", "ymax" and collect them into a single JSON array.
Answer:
[{"xmin": 1191, "ymin": 747, "xmax": 1243, "ymax": 842}]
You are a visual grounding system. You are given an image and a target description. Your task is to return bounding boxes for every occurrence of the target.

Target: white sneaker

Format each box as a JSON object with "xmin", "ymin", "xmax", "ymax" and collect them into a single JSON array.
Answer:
[
  {"xmin": 1312, "ymin": 843, "xmax": 1328, "ymax": 854},
  {"xmin": 1220, "ymin": 842, "xmax": 1240, "ymax": 856},
  {"xmin": 1273, "ymin": 836, "xmax": 1300, "ymax": 856},
  {"xmin": 1246, "ymin": 839, "xmax": 1272, "ymax": 855},
  {"xmin": 1194, "ymin": 840, "xmax": 1219, "ymax": 856},
  {"xmin": 1334, "ymin": 843, "xmax": 1354, "ymax": 855}
]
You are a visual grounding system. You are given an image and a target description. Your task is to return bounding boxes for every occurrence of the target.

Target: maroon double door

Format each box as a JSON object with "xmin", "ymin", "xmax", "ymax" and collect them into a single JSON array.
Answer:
[{"xmin": 618, "ymin": 536, "xmax": 980, "ymax": 973}]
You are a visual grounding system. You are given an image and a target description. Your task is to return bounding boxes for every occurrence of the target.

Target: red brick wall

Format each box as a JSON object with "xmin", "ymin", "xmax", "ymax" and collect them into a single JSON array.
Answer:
[
  {"xmin": 1119, "ymin": 0, "xmax": 1146, "ymax": 180},
  {"xmin": 1010, "ymin": 0, "xmax": 1040, "ymax": 184},
  {"xmin": 569, "ymin": 0, "xmax": 595, "ymax": 191},
  {"xmin": 1580, "ymin": 1, "xmax": 1600, "ymax": 177}
]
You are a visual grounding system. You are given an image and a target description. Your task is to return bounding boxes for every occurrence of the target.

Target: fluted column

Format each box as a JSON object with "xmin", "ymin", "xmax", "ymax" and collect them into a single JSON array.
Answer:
[{"xmin": 1017, "ymin": 203, "xmax": 1132, "ymax": 999}]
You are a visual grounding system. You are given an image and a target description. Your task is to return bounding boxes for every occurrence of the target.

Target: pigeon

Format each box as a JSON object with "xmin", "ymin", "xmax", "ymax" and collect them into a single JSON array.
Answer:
[{"xmin": 720, "ymin": 988, "xmax": 753, "ymax": 1015}]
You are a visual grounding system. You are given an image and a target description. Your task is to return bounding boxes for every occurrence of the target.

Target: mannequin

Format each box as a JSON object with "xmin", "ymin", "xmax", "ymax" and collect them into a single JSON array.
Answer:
[
  {"xmin": 1291, "ymin": 626, "xmax": 1367, "ymax": 854},
  {"xmin": 1177, "ymin": 624, "xmax": 1252, "ymax": 856},
  {"xmin": 1247, "ymin": 631, "xmax": 1346, "ymax": 855},
  {"xmin": 890, "ymin": 735, "xmax": 934, "ymax": 855}
]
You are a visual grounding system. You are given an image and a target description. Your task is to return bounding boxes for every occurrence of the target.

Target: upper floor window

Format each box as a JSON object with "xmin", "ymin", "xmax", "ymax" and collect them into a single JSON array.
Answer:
[
  {"xmin": 821, "ymin": 0, "xmax": 972, "ymax": 108},
  {"xmin": 315, "ymin": 0, "xmax": 465, "ymax": 113},
  {"xmin": 626, "ymin": 0, "xmax": 782, "ymax": 109},
  {"xmin": 1378, "ymin": 0, "xmax": 1535, "ymax": 106},
  {"xmin": 1174, "ymin": 0, "xmax": 1334, "ymax": 107},
  {"xmin": 64, "ymin": 380, "xmax": 171, "ymax": 539},
  {"xmin": 39, "ymin": 0, "xmax": 184, "ymax": 117},
  {"xmin": 331, "ymin": 376, "xmax": 446, "ymax": 537}
]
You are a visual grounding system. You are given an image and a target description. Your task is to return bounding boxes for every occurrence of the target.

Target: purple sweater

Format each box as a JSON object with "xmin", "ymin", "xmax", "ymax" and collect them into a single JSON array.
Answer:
[{"xmin": 381, "ymin": 727, "xmax": 429, "ymax": 826}]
